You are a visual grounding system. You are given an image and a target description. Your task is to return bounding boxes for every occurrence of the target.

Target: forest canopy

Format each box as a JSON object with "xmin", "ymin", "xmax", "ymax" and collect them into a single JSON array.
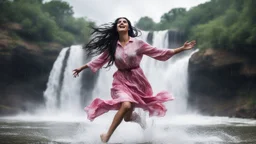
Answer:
[
  {"xmin": 0, "ymin": 0, "xmax": 94, "ymax": 47},
  {"xmin": 135, "ymin": 0, "xmax": 256, "ymax": 51}
]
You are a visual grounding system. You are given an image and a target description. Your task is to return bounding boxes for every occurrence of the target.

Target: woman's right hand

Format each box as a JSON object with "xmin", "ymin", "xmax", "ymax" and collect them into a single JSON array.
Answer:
[{"xmin": 73, "ymin": 68, "xmax": 82, "ymax": 78}]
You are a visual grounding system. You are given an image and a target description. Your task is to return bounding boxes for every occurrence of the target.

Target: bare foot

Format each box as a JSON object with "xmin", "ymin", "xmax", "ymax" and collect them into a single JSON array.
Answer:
[{"xmin": 100, "ymin": 133, "xmax": 109, "ymax": 143}]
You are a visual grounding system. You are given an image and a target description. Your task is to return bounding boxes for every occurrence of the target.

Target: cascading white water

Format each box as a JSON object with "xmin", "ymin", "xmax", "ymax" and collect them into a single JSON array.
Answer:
[
  {"xmin": 59, "ymin": 45, "xmax": 85, "ymax": 114},
  {"xmin": 140, "ymin": 30, "xmax": 193, "ymax": 115},
  {"xmin": 43, "ymin": 45, "xmax": 85, "ymax": 115},
  {"xmin": 43, "ymin": 47, "xmax": 69, "ymax": 113}
]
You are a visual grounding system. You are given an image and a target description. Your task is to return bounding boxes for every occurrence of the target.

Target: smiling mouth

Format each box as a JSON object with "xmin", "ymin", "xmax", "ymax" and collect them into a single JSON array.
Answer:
[{"xmin": 119, "ymin": 25, "xmax": 125, "ymax": 28}]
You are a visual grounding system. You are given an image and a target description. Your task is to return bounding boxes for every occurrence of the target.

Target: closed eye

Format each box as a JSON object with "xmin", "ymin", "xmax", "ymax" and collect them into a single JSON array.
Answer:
[{"xmin": 118, "ymin": 19, "xmax": 128, "ymax": 24}]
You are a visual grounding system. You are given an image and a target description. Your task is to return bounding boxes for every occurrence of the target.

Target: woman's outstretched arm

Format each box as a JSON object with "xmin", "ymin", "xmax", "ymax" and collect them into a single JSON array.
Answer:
[
  {"xmin": 173, "ymin": 40, "xmax": 196, "ymax": 54},
  {"xmin": 137, "ymin": 40, "xmax": 196, "ymax": 61},
  {"xmin": 73, "ymin": 50, "xmax": 109, "ymax": 77}
]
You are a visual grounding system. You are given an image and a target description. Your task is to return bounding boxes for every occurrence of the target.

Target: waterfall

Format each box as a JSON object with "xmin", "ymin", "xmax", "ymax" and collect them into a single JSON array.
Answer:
[
  {"xmin": 168, "ymin": 30, "xmax": 185, "ymax": 48},
  {"xmin": 43, "ymin": 45, "xmax": 89, "ymax": 115},
  {"xmin": 141, "ymin": 30, "xmax": 192, "ymax": 115},
  {"xmin": 43, "ymin": 47, "xmax": 69, "ymax": 113},
  {"xmin": 58, "ymin": 45, "xmax": 85, "ymax": 114}
]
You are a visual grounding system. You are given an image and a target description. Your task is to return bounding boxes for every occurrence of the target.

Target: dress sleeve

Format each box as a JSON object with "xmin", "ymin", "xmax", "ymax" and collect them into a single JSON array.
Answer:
[
  {"xmin": 137, "ymin": 40, "xmax": 175, "ymax": 61},
  {"xmin": 87, "ymin": 50, "xmax": 110, "ymax": 73}
]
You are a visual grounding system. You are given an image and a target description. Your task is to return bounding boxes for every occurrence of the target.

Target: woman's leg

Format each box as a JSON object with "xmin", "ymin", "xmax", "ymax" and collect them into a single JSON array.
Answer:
[
  {"xmin": 100, "ymin": 101, "xmax": 132, "ymax": 143},
  {"xmin": 123, "ymin": 104, "xmax": 134, "ymax": 121}
]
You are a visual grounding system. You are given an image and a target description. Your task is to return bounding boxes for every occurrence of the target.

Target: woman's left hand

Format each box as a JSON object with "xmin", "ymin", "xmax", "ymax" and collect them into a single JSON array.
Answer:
[{"xmin": 182, "ymin": 40, "xmax": 196, "ymax": 50}]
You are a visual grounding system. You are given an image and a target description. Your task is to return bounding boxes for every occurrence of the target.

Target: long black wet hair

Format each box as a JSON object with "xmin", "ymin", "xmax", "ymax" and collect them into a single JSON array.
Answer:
[{"xmin": 83, "ymin": 17, "xmax": 141, "ymax": 68}]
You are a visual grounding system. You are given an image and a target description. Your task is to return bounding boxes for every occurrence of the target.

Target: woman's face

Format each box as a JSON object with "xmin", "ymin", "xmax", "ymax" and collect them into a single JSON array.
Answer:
[{"xmin": 116, "ymin": 18, "xmax": 129, "ymax": 33}]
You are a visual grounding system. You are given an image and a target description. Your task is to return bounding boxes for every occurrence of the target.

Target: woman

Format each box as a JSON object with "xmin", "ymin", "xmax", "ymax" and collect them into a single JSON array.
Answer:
[{"xmin": 73, "ymin": 17, "xmax": 196, "ymax": 142}]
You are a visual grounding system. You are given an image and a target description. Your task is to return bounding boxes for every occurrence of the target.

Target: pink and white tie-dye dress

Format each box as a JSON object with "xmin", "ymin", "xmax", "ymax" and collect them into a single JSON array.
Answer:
[{"xmin": 84, "ymin": 37, "xmax": 175, "ymax": 121}]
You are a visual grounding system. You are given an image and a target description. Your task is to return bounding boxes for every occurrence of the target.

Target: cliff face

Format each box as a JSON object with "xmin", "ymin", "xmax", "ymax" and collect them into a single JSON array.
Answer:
[
  {"xmin": 0, "ymin": 23, "xmax": 63, "ymax": 115},
  {"xmin": 188, "ymin": 48, "xmax": 256, "ymax": 118},
  {"xmin": 0, "ymin": 45, "xmax": 62, "ymax": 115}
]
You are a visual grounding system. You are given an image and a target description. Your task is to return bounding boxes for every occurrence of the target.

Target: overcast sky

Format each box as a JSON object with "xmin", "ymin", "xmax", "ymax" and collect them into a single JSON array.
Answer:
[{"xmin": 63, "ymin": 0, "xmax": 210, "ymax": 25}]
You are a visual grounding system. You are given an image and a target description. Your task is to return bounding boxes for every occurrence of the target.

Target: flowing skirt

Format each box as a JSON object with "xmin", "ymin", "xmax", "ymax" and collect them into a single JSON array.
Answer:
[{"xmin": 84, "ymin": 67, "xmax": 174, "ymax": 121}]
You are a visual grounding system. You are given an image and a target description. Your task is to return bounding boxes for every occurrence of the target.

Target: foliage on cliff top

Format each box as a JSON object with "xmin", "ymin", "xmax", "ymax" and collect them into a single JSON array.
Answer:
[
  {"xmin": 0, "ymin": 0, "xmax": 95, "ymax": 48},
  {"xmin": 135, "ymin": 0, "xmax": 256, "ymax": 52}
]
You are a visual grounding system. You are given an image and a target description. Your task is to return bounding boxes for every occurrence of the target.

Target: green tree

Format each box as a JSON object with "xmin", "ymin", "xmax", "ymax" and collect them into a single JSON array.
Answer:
[
  {"xmin": 160, "ymin": 8, "xmax": 186, "ymax": 23},
  {"xmin": 0, "ymin": 0, "xmax": 15, "ymax": 24},
  {"xmin": 135, "ymin": 16, "xmax": 156, "ymax": 31},
  {"xmin": 42, "ymin": 0, "xmax": 74, "ymax": 28},
  {"xmin": 136, "ymin": 0, "xmax": 256, "ymax": 52}
]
